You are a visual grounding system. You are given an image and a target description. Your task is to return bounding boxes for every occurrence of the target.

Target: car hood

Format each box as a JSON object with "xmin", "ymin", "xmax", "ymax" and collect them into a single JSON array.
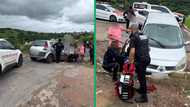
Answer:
[{"xmin": 150, "ymin": 47, "xmax": 186, "ymax": 66}]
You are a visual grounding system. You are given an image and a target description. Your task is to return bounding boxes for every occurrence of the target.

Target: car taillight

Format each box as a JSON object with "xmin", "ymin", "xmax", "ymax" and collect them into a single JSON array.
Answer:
[{"xmin": 43, "ymin": 42, "xmax": 48, "ymax": 50}]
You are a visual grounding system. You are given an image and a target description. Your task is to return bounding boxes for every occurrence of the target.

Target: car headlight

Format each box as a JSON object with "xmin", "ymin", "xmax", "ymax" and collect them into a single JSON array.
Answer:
[{"xmin": 176, "ymin": 56, "xmax": 186, "ymax": 71}]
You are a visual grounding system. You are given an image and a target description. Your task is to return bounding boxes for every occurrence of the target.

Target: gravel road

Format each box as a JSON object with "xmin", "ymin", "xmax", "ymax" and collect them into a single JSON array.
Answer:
[{"xmin": 0, "ymin": 57, "xmax": 93, "ymax": 107}]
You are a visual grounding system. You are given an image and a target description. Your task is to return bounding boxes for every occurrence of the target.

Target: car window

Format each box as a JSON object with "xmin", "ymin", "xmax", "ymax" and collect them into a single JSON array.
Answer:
[
  {"xmin": 143, "ymin": 24, "xmax": 183, "ymax": 48},
  {"xmin": 138, "ymin": 11, "xmax": 149, "ymax": 17},
  {"xmin": 96, "ymin": 4, "xmax": 107, "ymax": 11},
  {"xmin": 32, "ymin": 40, "xmax": 46, "ymax": 46},
  {"xmin": 0, "ymin": 40, "xmax": 14, "ymax": 49},
  {"xmin": 151, "ymin": 6, "xmax": 169, "ymax": 13},
  {"xmin": 134, "ymin": 4, "xmax": 148, "ymax": 9}
]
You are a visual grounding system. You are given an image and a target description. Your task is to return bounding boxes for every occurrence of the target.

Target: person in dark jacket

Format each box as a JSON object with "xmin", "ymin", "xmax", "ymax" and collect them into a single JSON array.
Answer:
[
  {"xmin": 89, "ymin": 40, "xmax": 94, "ymax": 65},
  {"xmin": 53, "ymin": 39, "xmax": 64, "ymax": 63},
  {"xmin": 127, "ymin": 24, "xmax": 150, "ymax": 103},
  {"xmin": 123, "ymin": 6, "xmax": 136, "ymax": 29},
  {"xmin": 102, "ymin": 40, "xmax": 123, "ymax": 81}
]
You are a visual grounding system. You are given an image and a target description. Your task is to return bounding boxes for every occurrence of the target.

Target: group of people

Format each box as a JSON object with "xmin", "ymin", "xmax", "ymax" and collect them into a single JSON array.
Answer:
[
  {"xmin": 78, "ymin": 41, "xmax": 94, "ymax": 64},
  {"xmin": 102, "ymin": 6, "xmax": 150, "ymax": 103},
  {"xmin": 53, "ymin": 39, "xmax": 94, "ymax": 64}
]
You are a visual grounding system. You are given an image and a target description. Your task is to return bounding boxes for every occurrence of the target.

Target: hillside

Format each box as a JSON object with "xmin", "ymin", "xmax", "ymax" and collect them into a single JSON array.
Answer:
[{"xmin": 0, "ymin": 28, "xmax": 93, "ymax": 52}]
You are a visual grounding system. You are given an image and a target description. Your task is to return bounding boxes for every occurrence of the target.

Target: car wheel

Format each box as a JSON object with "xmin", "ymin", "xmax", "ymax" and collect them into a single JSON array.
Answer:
[
  {"xmin": 0, "ymin": 65, "xmax": 2, "ymax": 74},
  {"xmin": 46, "ymin": 54, "xmax": 53, "ymax": 63},
  {"xmin": 30, "ymin": 57, "xmax": 36, "ymax": 61},
  {"xmin": 110, "ymin": 15, "xmax": 117, "ymax": 22},
  {"xmin": 16, "ymin": 55, "xmax": 23, "ymax": 67}
]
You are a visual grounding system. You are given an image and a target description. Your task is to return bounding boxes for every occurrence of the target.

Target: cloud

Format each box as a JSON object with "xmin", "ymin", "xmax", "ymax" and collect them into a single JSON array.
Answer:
[
  {"xmin": 0, "ymin": 0, "xmax": 94, "ymax": 32},
  {"xmin": 0, "ymin": 0, "xmax": 76, "ymax": 20},
  {"xmin": 62, "ymin": 0, "xmax": 94, "ymax": 24},
  {"xmin": 0, "ymin": 15, "xmax": 93, "ymax": 32}
]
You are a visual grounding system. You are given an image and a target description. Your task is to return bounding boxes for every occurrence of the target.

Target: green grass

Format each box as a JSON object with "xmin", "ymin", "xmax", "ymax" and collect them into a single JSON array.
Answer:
[{"xmin": 185, "ymin": 16, "xmax": 190, "ymax": 29}]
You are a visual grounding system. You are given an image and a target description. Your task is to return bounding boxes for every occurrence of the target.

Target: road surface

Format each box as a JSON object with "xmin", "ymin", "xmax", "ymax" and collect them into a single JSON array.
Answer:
[{"xmin": 0, "ymin": 57, "xmax": 93, "ymax": 107}]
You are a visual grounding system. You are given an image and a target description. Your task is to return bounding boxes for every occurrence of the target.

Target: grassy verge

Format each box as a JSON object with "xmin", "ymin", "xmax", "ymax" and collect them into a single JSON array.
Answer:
[{"xmin": 185, "ymin": 15, "xmax": 190, "ymax": 29}]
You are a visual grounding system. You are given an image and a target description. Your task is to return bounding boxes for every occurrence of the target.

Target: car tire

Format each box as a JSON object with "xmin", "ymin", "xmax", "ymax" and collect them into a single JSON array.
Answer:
[
  {"xmin": 0, "ymin": 65, "xmax": 2, "ymax": 74},
  {"xmin": 110, "ymin": 15, "xmax": 117, "ymax": 22},
  {"xmin": 16, "ymin": 55, "xmax": 23, "ymax": 67},
  {"xmin": 46, "ymin": 54, "xmax": 53, "ymax": 63},
  {"xmin": 30, "ymin": 57, "xmax": 36, "ymax": 61}
]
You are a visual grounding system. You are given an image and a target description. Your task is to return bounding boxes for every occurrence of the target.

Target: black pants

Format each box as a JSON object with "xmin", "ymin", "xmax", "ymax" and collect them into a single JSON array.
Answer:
[
  {"xmin": 102, "ymin": 63, "xmax": 120, "ymax": 80},
  {"xmin": 136, "ymin": 58, "xmax": 150, "ymax": 96},
  {"xmin": 125, "ymin": 18, "xmax": 130, "ymax": 29},
  {"xmin": 56, "ymin": 52, "xmax": 61, "ymax": 63}
]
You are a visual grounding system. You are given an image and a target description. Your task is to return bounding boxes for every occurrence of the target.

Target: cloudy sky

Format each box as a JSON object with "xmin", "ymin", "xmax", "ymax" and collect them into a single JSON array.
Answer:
[{"xmin": 0, "ymin": 0, "xmax": 94, "ymax": 33}]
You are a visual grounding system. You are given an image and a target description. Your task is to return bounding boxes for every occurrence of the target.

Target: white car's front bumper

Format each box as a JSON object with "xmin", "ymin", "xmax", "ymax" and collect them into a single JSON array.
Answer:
[
  {"xmin": 117, "ymin": 16, "xmax": 125, "ymax": 22},
  {"xmin": 146, "ymin": 63, "xmax": 187, "ymax": 74}
]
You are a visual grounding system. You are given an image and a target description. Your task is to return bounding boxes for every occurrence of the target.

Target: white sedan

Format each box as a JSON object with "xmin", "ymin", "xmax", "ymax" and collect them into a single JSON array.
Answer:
[
  {"xmin": 0, "ymin": 39, "xmax": 23, "ymax": 73},
  {"xmin": 96, "ymin": 3, "xmax": 125, "ymax": 22}
]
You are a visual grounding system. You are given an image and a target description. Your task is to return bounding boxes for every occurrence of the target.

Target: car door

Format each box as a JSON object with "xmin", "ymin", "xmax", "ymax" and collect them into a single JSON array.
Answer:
[
  {"xmin": 0, "ymin": 40, "xmax": 18, "ymax": 66},
  {"xmin": 103, "ymin": 6, "xmax": 112, "ymax": 20}
]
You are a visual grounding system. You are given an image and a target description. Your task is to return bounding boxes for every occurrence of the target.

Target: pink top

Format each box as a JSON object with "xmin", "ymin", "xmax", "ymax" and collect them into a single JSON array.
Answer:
[
  {"xmin": 80, "ymin": 45, "xmax": 85, "ymax": 55},
  {"xmin": 107, "ymin": 25, "xmax": 124, "ymax": 42}
]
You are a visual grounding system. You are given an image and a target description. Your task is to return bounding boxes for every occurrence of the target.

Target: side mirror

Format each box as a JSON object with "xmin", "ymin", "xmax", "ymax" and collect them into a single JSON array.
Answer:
[{"xmin": 184, "ymin": 41, "xmax": 190, "ymax": 46}]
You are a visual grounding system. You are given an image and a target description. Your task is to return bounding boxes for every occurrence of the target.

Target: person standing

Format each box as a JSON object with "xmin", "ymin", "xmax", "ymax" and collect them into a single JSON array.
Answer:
[
  {"xmin": 79, "ymin": 43, "xmax": 85, "ymax": 62},
  {"xmin": 127, "ymin": 24, "xmax": 150, "ymax": 103},
  {"xmin": 123, "ymin": 6, "xmax": 136, "ymax": 29},
  {"xmin": 89, "ymin": 40, "xmax": 94, "ymax": 65},
  {"xmin": 53, "ymin": 39, "xmax": 64, "ymax": 63},
  {"xmin": 107, "ymin": 22, "xmax": 130, "ymax": 49}
]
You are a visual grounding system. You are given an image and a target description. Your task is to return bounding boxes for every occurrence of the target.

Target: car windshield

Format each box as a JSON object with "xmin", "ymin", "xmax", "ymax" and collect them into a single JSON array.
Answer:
[
  {"xmin": 143, "ymin": 24, "xmax": 183, "ymax": 49},
  {"xmin": 32, "ymin": 40, "xmax": 46, "ymax": 46},
  {"xmin": 0, "ymin": 40, "xmax": 14, "ymax": 49},
  {"xmin": 151, "ymin": 6, "xmax": 169, "ymax": 13}
]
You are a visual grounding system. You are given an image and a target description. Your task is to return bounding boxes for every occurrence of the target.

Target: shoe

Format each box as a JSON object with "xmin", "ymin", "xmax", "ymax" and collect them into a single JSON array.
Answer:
[{"xmin": 135, "ymin": 95, "xmax": 148, "ymax": 103}]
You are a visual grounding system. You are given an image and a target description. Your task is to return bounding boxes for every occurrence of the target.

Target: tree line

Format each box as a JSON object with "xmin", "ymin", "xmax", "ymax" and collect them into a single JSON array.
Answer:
[{"xmin": 0, "ymin": 28, "xmax": 93, "ymax": 52}]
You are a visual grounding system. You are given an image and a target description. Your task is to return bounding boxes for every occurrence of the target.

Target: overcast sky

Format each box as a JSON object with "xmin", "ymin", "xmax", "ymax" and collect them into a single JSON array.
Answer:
[{"xmin": 0, "ymin": 0, "xmax": 94, "ymax": 33}]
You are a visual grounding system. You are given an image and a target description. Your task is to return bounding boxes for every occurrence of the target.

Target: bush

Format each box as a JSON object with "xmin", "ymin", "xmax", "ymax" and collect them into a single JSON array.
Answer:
[{"xmin": 185, "ymin": 16, "xmax": 190, "ymax": 29}]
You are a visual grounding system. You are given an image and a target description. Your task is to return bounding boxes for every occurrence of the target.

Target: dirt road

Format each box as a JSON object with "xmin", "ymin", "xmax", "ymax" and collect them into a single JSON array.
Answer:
[
  {"xmin": 96, "ymin": 19, "xmax": 190, "ymax": 107},
  {"xmin": 0, "ymin": 57, "xmax": 93, "ymax": 107}
]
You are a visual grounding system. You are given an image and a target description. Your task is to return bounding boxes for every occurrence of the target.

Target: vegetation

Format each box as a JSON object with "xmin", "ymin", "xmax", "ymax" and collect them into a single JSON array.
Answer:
[
  {"xmin": 0, "ymin": 28, "xmax": 93, "ymax": 53},
  {"xmin": 110, "ymin": 0, "xmax": 190, "ymax": 16},
  {"xmin": 185, "ymin": 16, "xmax": 190, "ymax": 29}
]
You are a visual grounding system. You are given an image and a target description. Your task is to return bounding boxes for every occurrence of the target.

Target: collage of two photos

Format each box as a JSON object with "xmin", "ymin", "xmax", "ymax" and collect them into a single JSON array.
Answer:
[
  {"xmin": 1, "ymin": 0, "xmax": 190, "ymax": 107},
  {"xmin": 0, "ymin": 0, "xmax": 94, "ymax": 107},
  {"xmin": 96, "ymin": 0, "xmax": 190, "ymax": 107}
]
